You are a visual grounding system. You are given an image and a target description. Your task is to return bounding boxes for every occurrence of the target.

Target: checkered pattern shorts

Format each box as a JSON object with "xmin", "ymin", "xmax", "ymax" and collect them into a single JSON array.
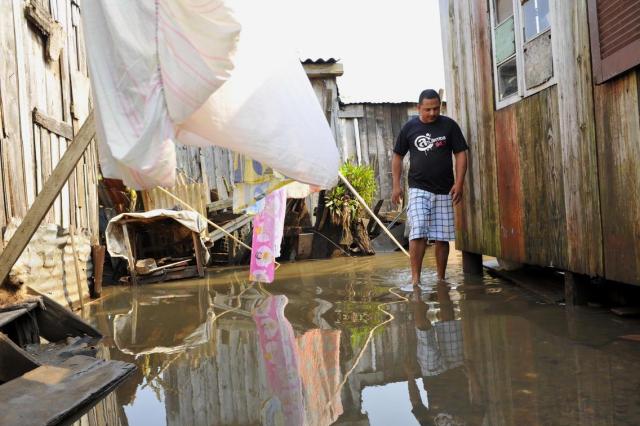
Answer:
[
  {"xmin": 416, "ymin": 320, "xmax": 464, "ymax": 376},
  {"xmin": 407, "ymin": 188, "xmax": 455, "ymax": 241}
]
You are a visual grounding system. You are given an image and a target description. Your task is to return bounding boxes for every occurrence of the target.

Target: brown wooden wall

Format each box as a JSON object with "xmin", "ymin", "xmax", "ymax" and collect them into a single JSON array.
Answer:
[{"xmin": 440, "ymin": 0, "xmax": 640, "ymax": 285}]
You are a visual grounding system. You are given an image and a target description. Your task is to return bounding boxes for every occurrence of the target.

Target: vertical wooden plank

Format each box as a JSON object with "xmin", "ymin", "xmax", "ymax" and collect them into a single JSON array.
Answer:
[
  {"xmin": 13, "ymin": 0, "xmax": 36, "ymax": 208},
  {"xmin": 495, "ymin": 107, "xmax": 525, "ymax": 263},
  {"xmin": 517, "ymin": 88, "xmax": 568, "ymax": 269},
  {"xmin": 594, "ymin": 72, "xmax": 640, "ymax": 285},
  {"xmin": 441, "ymin": 0, "xmax": 472, "ymax": 252},
  {"xmin": 357, "ymin": 114, "xmax": 369, "ymax": 166},
  {"xmin": 1, "ymin": 0, "xmax": 27, "ymax": 219},
  {"xmin": 549, "ymin": 0, "xmax": 603, "ymax": 276},
  {"xmin": 375, "ymin": 105, "xmax": 391, "ymax": 206},
  {"xmin": 458, "ymin": 1, "xmax": 483, "ymax": 255},
  {"xmin": 470, "ymin": 0, "xmax": 500, "ymax": 257}
]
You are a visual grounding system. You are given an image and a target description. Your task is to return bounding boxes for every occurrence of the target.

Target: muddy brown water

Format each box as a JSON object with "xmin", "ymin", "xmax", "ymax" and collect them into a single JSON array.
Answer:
[{"xmin": 87, "ymin": 250, "xmax": 640, "ymax": 425}]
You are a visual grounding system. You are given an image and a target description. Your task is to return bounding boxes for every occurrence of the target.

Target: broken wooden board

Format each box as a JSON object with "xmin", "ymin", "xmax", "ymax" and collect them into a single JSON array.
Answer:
[
  {"xmin": 0, "ymin": 332, "xmax": 40, "ymax": 383},
  {"xmin": 208, "ymin": 214, "xmax": 251, "ymax": 243},
  {"xmin": 27, "ymin": 290, "xmax": 101, "ymax": 342},
  {"xmin": 0, "ymin": 355, "xmax": 135, "ymax": 426}
]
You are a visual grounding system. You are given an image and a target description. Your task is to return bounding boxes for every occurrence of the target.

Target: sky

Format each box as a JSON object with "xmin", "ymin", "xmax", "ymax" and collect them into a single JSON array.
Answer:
[{"xmin": 283, "ymin": 0, "xmax": 446, "ymax": 103}]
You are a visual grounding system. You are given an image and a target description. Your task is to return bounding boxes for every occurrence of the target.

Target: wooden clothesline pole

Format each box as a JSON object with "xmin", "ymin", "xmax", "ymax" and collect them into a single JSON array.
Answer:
[
  {"xmin": 0, "ymin": 111, "xmax": 96, "ymax": 287},
  {"xmin": 338, "ymin": 172, "xmax": 409, "ymax": 257}
]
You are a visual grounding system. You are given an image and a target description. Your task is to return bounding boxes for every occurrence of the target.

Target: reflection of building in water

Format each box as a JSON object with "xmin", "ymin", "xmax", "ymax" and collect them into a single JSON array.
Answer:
[
  {"xmin": 462, "ymin": 298, "xmax": 640, "ymax": 425},
  {"xmin": 158, "ymin": 292, "xmax": 343, "ymax": 426}
]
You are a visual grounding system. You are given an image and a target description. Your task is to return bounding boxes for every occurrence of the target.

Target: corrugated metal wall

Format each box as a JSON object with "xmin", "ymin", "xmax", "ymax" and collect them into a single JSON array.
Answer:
[
  {"xmin": 439, "ymin": 0, "xmax": 640, "ymax": 285},
  {"xmin": 0, "ymin": 0, "xmax": 97, "ymax": 306}
]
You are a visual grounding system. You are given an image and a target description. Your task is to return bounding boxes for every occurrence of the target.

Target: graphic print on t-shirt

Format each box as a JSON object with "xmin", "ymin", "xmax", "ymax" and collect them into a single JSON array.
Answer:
[{"xmin": 414, "ymin": 133, "xmax": 447, "ymax": 153}]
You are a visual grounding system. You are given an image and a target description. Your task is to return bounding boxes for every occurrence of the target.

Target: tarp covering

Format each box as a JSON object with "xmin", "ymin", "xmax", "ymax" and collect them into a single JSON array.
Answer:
[
  {"xmin": 105, "ymin": 209, "xmax": 209, "ymax": 263},
  {"xmin": 84, "ymin": 0, "xmax": 340, "ymax": 190}
]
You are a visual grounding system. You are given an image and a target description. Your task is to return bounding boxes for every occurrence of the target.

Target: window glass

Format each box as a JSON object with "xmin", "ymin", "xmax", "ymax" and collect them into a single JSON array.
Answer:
[
  {"xmin": 523, "ymin": 0, "xmax": 550, "ymax": 41},
  {"xmin": 495, "ymin": 0, "xmax": 513, "ymax": 24},
  {"xmin": 498, "ymin": 57, "xmax": 518, "ymax": 100},
  {"xmin": 495, "ymin": 17, "xmax": 515, "ymax": 64}
]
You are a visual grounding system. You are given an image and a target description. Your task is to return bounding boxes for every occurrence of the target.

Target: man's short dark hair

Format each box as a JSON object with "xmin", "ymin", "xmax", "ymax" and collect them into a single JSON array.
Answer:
[{"xmin": 419, "ymin": 89, "xmax": 441, "ymax": 104}]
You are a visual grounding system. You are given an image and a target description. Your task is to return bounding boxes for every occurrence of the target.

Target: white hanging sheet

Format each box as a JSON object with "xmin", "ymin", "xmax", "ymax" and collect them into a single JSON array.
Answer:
[{"xmin": 84, "ymin": 0, "xmax": 340, "ymax": 190}]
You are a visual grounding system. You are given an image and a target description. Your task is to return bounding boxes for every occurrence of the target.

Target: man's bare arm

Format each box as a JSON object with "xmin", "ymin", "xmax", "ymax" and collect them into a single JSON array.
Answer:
[
  {"xmin": 391, "ymin": 153, "xmax": 404, "ymax": 206},
  {"xmin": 450, "ymin": 150, "xmax": 467, "ymax": 205}
]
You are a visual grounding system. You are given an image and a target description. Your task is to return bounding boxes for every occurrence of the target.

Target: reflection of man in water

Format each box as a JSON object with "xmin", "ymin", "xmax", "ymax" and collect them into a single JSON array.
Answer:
[{"xmin": 405, "ymin": 282, "xmax": 484, "ymax": 425}]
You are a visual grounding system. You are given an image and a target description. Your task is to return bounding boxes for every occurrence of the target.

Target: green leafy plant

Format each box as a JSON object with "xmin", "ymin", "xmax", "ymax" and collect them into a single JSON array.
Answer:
[{"xmin": 325, "ymin": 161, "xmax": 377, "ymax": 227}]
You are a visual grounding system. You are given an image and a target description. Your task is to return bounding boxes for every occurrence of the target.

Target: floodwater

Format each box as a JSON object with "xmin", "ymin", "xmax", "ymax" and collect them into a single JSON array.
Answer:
[{"xmin": 86, "ymin": 249, "xmax": 640, "ymax": 425}]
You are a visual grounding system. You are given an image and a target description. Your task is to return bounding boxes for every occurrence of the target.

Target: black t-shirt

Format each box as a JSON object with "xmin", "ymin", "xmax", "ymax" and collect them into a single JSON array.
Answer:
[{"xmin": 393, "ymin": 115, "xmax": 468, "ymax": 195}]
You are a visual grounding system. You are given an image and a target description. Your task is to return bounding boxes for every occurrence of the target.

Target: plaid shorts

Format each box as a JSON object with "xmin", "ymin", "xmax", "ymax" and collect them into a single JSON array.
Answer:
[
  {"xmin": 416, "ymin": 320, "xmax": 464, "ymax": 376},
  {"xmin": 408, "ymin": 187, "xmax": 455, "ymax": 241}
]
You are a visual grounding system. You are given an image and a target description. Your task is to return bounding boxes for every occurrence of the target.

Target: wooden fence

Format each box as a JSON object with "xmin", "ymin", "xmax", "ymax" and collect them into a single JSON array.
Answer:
[{"xmin": 0, "ymin": 0, "xmax": 97, "ymax": 306}]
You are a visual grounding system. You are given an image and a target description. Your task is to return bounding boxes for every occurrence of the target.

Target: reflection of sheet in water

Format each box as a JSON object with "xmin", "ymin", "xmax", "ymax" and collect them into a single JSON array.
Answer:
[{"xmin": 253, "ymin": 295, "xmax": 304, "ymax": 426}]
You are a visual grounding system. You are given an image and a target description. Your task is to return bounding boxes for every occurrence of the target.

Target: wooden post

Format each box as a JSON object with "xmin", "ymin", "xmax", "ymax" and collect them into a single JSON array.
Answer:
[
  {"xmin": 121, "ymin": 223, "xmax": 137, "ymax": 285},
  {"xmin": 565, "ymin": 272, "xmax": 590, "ymax": 306},
  {"xmin": 0, "ymin": 111, "xmax": 95, "ymax": 288},
  {"xmin": 192, "ymin": 232, "xmax": 205, "ymax": 277},
  {"xmin": 68, "ymin": 225, "xmax": 86, "ymax": 318},
  {"xmin": 91, "ymin": 245, "xmax": 106, "ymax": 298},
  {"xmin": 462, "ymin": 251, "xmax": 483, "ymax": 275}
]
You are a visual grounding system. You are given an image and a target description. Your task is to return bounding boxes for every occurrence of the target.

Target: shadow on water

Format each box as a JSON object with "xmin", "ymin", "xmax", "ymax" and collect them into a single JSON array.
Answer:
[{"xmin": 82, "ymin": 249, "xmax": 640, "ymax": 426}]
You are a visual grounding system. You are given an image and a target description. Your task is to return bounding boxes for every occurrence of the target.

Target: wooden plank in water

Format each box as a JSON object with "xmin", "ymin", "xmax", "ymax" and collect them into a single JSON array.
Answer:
[
  {"xmin": 0, "ymin": 331, "xmax": 40, "ymax": 382},
  {"xmin": 28, "ymin": 290, "xmax": 101, "ymax": 341},
  {"xmin": 0, "ymin": 355, "xmax": 135, "ymax": 426}
]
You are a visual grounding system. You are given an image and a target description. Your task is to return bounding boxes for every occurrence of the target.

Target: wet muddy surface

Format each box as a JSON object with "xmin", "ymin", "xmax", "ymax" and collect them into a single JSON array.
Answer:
[{"xmin": 87, "ymin": 250, "xmax": 640, "ymax": 425}]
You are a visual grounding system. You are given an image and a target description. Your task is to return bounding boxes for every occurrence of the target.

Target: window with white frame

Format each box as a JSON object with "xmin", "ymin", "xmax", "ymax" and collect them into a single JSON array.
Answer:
[{"xmin": 490, "ymin": 0, "xmax": 554, "ymax": 108}]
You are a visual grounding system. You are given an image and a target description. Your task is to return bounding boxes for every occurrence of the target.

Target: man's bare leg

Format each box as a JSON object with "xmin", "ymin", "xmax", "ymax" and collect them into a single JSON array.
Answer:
[
  {"xmin": 409, "ymin": 238, "xmax": 427, "ymax": 285},
  {"xmin": 435, "ymin": 240, "xmax": 450, "ymax": 280}
]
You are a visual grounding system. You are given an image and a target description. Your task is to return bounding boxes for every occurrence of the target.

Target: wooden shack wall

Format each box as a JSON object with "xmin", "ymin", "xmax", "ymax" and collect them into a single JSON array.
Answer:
[
  {"xmin": 338, "ymin": 103, "xmax": 416, "ymax": 212},
  {"xmin": 440, "ymin": 0, "xmax": 640, "ymax": 285},
  {"xmin": 0, "ymin": 0, "xmax": 97, "ymax": 305}
]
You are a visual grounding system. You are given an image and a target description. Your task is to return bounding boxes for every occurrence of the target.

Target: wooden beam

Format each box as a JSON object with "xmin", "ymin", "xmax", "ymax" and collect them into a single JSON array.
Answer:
[
  {"xmin": 207, "ymin": 214, "xmax": 251, "ymax": 243},
  {"xmin": 32, "ymin": 108, "xmax": 73, "ymax": 139},
  {"xmin": 338, "ymin": 104, "xmax": 364, "ymax": 119},
  {"xmin": 0, "ymin": 111, "xmax": 95, "ymax": 288},
  {"xmin": 207, "ymin": 198, "xmax": 233, "ymax": 212},
  {"xmin": 23, "ymin": 0, "xmax": 64, "ymax": 61},
  {"xmin": 303, "ymin": 63, "xmax": 344, "ymax": 78}
]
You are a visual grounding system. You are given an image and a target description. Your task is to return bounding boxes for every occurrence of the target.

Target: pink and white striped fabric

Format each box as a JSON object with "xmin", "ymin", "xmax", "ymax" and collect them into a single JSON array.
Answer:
[{"xmin": 84, "ymin": 1, "xmax": 340, "ymax": 190}]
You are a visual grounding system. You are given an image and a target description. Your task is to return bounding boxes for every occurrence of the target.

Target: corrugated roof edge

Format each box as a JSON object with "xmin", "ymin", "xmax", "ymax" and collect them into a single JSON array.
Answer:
[
  {"xmin": 300, "ymin": 58, "xmax": 340, "ymax": 64},
  {"xmin": 339, "ymin": 100, "xmax": 419, "ymax": 105}
]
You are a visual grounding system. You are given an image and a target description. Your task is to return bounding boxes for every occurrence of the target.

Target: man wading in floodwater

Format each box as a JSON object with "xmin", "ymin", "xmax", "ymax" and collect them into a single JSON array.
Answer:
[{"xmin": 391, "ymin": 89, "xmax": 468, "ymax": 287}]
